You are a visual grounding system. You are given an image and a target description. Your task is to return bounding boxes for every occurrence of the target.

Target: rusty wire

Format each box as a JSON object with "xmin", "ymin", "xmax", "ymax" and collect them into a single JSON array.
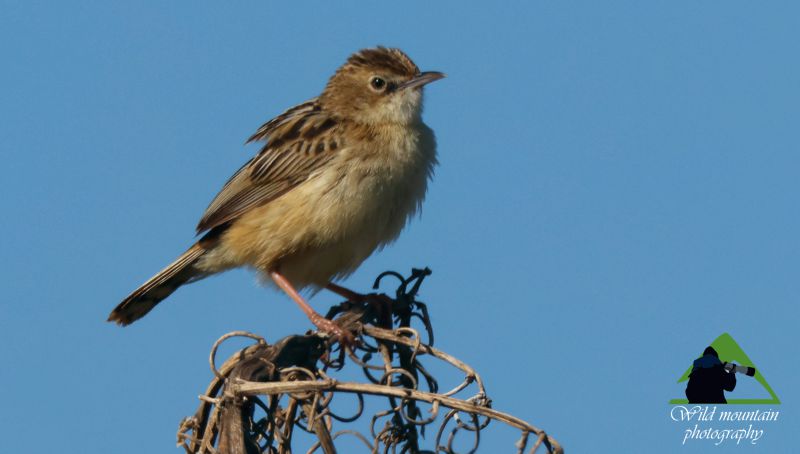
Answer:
[{"xmin": 176, "ymin": 268, "xmax": 563, "ymax": 454}]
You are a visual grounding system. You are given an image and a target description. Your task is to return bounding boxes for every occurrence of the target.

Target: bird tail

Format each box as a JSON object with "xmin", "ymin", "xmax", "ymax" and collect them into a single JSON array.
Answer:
[{"xmin": 108, "ymin": 243, "xmax": 208, "ymax": 326}]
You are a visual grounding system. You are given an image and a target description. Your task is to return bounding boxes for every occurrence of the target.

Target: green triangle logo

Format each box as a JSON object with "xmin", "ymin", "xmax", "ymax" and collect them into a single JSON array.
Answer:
[{"xmin": 669, "ymin": 333, "xmax": 780, "ymax": 405}]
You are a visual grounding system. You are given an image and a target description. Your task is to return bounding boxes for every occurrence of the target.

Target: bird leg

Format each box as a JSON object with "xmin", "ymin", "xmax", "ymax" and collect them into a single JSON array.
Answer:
[
  {"xmin": 269, "ymin": 270, "xmax": 354, "ymax": 345},
  {"xmin": 326, "ymin": 282, "xmax": 394, "ymax": 328},
  {"xmin": 325, "ymin": 282, "xmax": 364, "ymax": 302}
]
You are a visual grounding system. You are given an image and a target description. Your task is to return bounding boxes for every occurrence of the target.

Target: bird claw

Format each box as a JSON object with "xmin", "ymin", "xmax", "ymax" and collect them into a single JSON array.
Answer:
[{"xmin": 310, "ymin": 315, "xmax": 356, "ymax": 349}]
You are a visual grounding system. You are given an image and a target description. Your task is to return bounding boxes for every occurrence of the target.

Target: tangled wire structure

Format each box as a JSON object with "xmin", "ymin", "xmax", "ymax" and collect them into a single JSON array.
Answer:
[{"xmin": 176, "ymin": 268, "xmax": 563, "ymax": 453}]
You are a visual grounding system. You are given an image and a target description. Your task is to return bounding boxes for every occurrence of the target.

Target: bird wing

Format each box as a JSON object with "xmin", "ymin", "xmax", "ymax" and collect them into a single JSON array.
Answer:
[{"xmin": 196, "ymin": 98, "xmax": 342, "ymax": 234}]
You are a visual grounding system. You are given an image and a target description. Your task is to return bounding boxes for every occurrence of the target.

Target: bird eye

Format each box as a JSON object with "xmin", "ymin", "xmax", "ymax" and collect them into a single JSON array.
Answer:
[{"xmin": 370, "ymin": 76, "xmax": 386, "ymax": 91}]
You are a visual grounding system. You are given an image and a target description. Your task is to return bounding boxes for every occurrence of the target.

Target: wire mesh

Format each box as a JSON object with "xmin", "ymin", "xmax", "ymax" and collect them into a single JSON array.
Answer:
[{"xmin": 176, "ymin": 268, "xmax": 563, "ymax": 454}]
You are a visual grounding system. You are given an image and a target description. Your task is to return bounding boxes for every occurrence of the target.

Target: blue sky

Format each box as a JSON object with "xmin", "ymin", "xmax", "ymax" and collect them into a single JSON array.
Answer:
[{"xmin": 1, "ymin": 1, "xmax": 798, "ymax": 452}]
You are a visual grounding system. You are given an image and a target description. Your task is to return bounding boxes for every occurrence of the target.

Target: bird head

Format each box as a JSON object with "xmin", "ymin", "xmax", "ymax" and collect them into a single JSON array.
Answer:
[{"xmin": 320, "ymin": 47, "xmax": 445, "ymax": 126}]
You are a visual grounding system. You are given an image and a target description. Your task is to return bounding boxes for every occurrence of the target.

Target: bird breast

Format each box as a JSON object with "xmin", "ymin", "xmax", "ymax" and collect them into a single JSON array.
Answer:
[{"xmin": 211, "ymin": 122, "xmax": 437, "ymax": 289}]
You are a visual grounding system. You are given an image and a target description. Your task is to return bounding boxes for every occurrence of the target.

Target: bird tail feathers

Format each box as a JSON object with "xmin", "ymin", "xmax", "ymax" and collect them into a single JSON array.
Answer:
[{"xmin": 108, "ymin": 243, "xmax": 208, "ymax": 326}]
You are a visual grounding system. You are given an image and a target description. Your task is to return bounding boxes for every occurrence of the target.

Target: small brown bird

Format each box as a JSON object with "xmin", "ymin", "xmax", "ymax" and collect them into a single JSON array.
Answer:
[{"xmin": 108, "ymin": 47, "xmax": 444, "ymax": 338}]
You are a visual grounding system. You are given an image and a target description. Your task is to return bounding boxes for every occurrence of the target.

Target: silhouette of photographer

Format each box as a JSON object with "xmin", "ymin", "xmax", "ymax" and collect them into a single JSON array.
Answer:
[{"xmin": 685, "ymin": 346, "xmax": 736, "ymax": 403}]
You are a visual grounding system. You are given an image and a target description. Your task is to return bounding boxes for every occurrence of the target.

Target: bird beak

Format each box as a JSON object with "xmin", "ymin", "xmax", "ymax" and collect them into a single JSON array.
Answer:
[{"xmin": 399, "ymin": 71, "xmax": 446, "ymax": 90}]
